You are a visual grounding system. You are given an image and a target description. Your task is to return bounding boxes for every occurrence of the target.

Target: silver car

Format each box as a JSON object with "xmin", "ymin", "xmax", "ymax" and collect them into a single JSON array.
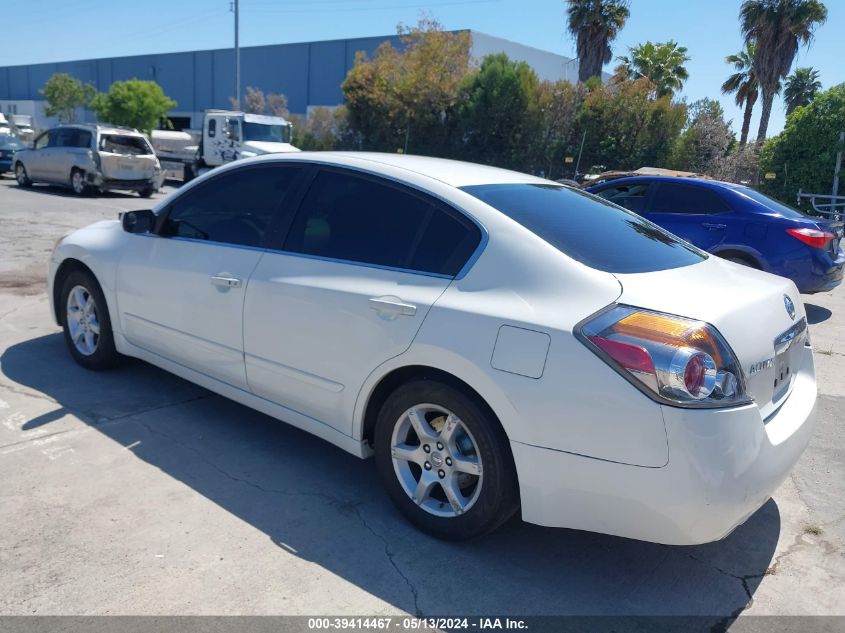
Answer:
[{"xmin": 14, "ymin": 124, "xmax": 163, "ymax": 197}]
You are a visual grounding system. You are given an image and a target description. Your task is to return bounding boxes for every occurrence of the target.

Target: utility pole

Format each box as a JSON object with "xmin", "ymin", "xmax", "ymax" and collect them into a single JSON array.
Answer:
[
  {"xmin": 833, "ymin": 131, "xmax": 844, "ymax": 205},
  {"xmin": 573, "ymin": 130, "xmax": 586, "ymax": 179},
  {"xmin": 232, "ymin": 0, "xmax": 240, "ymax": 107}
]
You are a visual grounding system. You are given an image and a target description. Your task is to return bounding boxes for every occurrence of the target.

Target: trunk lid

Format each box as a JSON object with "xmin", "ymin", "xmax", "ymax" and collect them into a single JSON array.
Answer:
[
  {"xmin": 98, "ymin": 134, "xmax": 157, "ymax": 181},
  {"xmin": 614, "ymin": 256, "xmax": 808, "ymax": 419}
]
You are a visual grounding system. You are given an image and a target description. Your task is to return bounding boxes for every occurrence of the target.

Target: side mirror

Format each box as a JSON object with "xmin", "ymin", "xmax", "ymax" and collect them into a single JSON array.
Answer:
[{"xmin": 122, "ymin": 209, "xmax": 155, "ymax": 234}]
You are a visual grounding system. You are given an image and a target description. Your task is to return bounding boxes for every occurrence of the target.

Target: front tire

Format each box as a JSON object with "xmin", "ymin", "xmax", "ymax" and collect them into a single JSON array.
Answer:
[
  {"xmin": 60, "ymin": 270, "xmax": 120, "ymax": 370},
  {"xmin": 15, "ymin": 163, "xmax": 32, "ymax": 187},
  {"xmin": 374, "ymin": 380, "xmax": 519, "ymax": 540},
  {"xmin": 139, "ymin": 187, "xmax": 155, "ymax": 198}
]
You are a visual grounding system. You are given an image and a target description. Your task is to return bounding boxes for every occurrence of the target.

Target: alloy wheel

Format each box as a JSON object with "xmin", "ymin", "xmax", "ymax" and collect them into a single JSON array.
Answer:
[
  {"xmin": 66, "ymin": 285, "xmax": 100, "ymax": 356},
  {"xmin": 390, "ymin": 404, "xmax": 483, "ymax": 518},
  {"xmin": 72, "ymin": 171, "xmax": 85, "ymax": 194}
]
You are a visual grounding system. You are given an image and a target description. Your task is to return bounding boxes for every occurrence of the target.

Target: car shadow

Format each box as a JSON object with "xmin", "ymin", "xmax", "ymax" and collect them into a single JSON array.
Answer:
[
  {"xmin": 1, "ymin": 333, "xmax": 780, "ymax": 619},
  {"xmin": 804, "ymin": 303, "xmax": 832, "ymax": 325},
  {"xmin": 14, "ymin": 183, "xmax": 144, "ymax": 199}
]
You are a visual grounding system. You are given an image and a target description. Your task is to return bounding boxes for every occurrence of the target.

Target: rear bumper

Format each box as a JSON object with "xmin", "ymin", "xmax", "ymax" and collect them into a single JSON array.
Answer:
[
  {"xmin": 796, "ymin": 248, "xmax": 844, "ymax": 293},
  {"xmin": 513, "ymin": 344, "xmax": 817, "ymax": 545},
  {"xmin": 87, "ymin": 171, "xmax": 163, "ymax": 191}
]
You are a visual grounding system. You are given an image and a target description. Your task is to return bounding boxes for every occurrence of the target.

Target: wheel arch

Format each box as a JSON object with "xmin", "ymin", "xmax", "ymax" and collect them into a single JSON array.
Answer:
[
  {"xmin": 713, "ymin": 247, "xmax": 764, "ymax": 270},
  {"xmin": 52, "ymin": 258, "xmax": 98, "ymax": 324},
  {"xmin": 360, "ymin": 364, "xmax": 511, "ymax": 453}
]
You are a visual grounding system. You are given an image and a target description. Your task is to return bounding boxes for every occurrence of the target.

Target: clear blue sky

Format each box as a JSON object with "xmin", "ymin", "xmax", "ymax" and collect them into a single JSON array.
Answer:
[{"xmin": 6, "ymin": 0, "xmax": 843, "ymax": 137}]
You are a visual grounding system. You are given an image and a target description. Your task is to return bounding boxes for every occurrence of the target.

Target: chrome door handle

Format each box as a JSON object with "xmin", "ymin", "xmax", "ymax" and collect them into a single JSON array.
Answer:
[
  {"xmin": 210, "ymin": 274, "xmax": 242, "ymax": 289},
  {"xmin": 702, "ymin": 222, "xmax": 727, "ymax": 230},
  {"xmin": 369, "ymin": 296, "xmax": 417, "ymax": 317}
]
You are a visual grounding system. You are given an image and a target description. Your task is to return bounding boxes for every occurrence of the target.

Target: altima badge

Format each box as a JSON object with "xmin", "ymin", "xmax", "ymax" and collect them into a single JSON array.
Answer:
[{"xmin": 784, "ymin": 295, "xmax": 796, "ymax": 320}]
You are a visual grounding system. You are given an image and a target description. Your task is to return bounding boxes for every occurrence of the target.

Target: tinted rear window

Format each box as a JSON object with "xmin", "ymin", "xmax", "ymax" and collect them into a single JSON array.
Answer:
[{"xmin": 461, "ymin": 183, "xmax": 706, "ymax": 274}]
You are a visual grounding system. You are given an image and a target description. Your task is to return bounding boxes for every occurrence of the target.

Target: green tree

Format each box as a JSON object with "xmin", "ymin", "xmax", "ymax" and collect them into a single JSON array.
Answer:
[
  {"xmin": 617, "ymin": 40, "xmax": 691, "ymax": 98},
  {"xmin": 533, "ymin": 80, "xmax": 586, "ymax": 178},
  {"xmin": 670, "ymin": 99, "xmax": 735, "ymax": 174},
  {"xmin": 577, "ymin": 76, "xmax": 687, "ymax": 170},
  {"xmin": 291, "ymin": 106, "xmax": 347, "ymax": 151},
  {"xmin": 454, "ymin": 54, "xmax": 541, "ymax": 170},
  {"xmin": 341, "ymin": 18, "xmax": 472, "ymax": 154},
  {"xmin": 760, "ymin": 83, "xmax": 845, "ymax": 202},
  {"xmin": 41, "ymin": 73, "xmax": 95, "ymax": 123},
  {"xmin": 740, "ymin": 0, "xmax": 827, "ymax": 142},
  {"xmin": 565, "ymin": 0, "xmax": 630, "ymax": 82},
  {"xmin": 721, "ymin": 43, "xmax": 759, "ymax": 146},
  {"xmin": 90, "ymin": 79, "xmax": 176, "ymax": 135},
  {"xmin": 783, "ymin": 66, "xmax": 821, "ymax": 114}
]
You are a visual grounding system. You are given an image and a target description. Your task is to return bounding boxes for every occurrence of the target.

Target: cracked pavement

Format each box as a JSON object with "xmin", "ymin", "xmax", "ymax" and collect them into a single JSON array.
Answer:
[{"xmin": 0, "ymin": 176, "xmax": 843, "ymax": 617}]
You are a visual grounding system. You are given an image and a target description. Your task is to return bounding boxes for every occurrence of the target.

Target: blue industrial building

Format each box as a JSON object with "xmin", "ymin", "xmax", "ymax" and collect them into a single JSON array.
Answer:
[{"xmin": 0, "ymin": 31, "xmax": 584, "ymax": 129}]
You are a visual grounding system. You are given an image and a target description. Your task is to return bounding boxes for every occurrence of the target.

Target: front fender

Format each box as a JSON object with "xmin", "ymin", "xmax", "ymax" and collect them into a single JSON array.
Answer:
[{"xmin": 50, "ymin": 221, "xmax": 128, "ymax": 332}]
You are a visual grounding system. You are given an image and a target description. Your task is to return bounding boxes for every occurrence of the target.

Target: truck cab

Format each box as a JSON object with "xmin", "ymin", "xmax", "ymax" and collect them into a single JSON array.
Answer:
[{"xmin": 201, "ymin": 110, "xmax": 298, "ymax": 167}]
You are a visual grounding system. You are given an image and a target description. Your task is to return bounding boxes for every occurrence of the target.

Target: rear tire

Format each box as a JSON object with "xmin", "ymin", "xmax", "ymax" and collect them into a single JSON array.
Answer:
[
  {"xmin": 374, "ymin": 379, "xmax": 519, "ymax": 540},
  {"xmin": 70, "ymin": 168, "xmax": 89, "ymax": 196},
  {"xmin": 15, "ymin": 163, "xmax": 32, "ymax": 187},
  {"xmin": 60, "ymin": 269, "xmax": 120, "ymax": 370}
]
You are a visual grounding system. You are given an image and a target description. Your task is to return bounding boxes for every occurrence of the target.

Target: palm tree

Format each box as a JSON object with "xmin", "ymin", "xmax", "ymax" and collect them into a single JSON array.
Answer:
[
  {"xmin": 721, "ymin": 44, "xmax": 758, "ymax": 146},
  {"xmin": 783, "ymin": 66, "xmax": 822, "ymax": 114},
  {"xmin": 617, "ymin": 40, "xmax": 691, "ymax": 98},
  {"xmin": 740, "ymin": 0, "xmax": 827, "ymax": 142},
  {"xmin": 566, "ymin": 0, "xmax": 631, "ymax": 82}
]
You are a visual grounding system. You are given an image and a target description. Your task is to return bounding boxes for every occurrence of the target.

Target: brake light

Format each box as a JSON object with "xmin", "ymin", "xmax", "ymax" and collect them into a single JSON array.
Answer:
[
  {"xmin": 579, "ymin": 306, "xmax": 750, "ymax": 408},
  {"xmin": 786, "ymin": 227, "xmax": 835, "ymax": 249}
]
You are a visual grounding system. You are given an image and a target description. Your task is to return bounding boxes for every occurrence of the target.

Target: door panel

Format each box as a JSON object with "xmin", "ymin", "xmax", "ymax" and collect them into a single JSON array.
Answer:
[
  {"xmin": 244, "ymin": 254, "xmax": 450, "ymax": 433},
  {"xmin": 115, "ymin": 163, "xmax": 303, "ymax": 389},
  {"xmin": 117, "ymin": 235, "xmax": 262, "ymax": 388},
  {"xmin": 643, "ymin": 182, "xmax": 736, "ymax": 252},
  {"xmin": 242, "ymin": 167, "xmax": 481, "ymax": 434}
]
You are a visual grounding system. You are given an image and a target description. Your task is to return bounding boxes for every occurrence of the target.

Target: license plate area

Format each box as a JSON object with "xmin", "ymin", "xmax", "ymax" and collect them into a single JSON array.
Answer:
[{"xmin": 772, "ymin": 318, "xmax": 807, "ymax": 401}]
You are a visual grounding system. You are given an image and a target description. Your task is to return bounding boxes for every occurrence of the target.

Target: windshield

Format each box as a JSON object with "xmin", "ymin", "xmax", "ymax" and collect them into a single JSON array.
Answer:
[
  {"xmin": 728, "ymin": 185, "xmax": 808, "ymax": 219},
  {"xmin": 0, "ymin": 135, "xmax": 24, "ymax": 150},
  {"xmin": 242, "ymin": 122, "xmax": 291, "ymax": 143},
  {"xmin": 461, "ymin": 183, "xmax": 706, "ymax": 274}
]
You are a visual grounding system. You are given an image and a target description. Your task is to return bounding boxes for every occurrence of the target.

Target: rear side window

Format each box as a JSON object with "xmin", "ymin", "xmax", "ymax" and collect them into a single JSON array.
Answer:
[
  {"xmin": 595, "ymin": 182, "xmax": 651, "ymax": 213},
  {"xmin": 283, "ymin": 170, "xmax": 480, "ymax": 276},
  {"xmin": 99, "ymin": 134, "xmax": 152, "ymax": 155},
  {"xmin": 461, "ymin": 183, "xmax": 705, "ymax": 274},
  {"xmin": 55, "ymin": 128, "xmax": 92, "ymax": 148},
  {"xmin": 161, "ymin": 165, "xmax": 301, "ymax": 248},
  {"xmin": 650, "ymin": 183, "xmax": 731, "ymax": 214}
]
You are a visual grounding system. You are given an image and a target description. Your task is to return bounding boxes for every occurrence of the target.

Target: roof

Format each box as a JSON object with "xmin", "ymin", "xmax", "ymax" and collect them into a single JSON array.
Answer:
[
  {"xmin": 316, "ymin": 152, "xmax": 549, "ymax": 188},
  {"xmin": 586, "ymin": 174, "xmax": 736, "ymax": 190},
  {"xmin": 58, "ymin": 123, "xmax": 145, "ymax": 135}
]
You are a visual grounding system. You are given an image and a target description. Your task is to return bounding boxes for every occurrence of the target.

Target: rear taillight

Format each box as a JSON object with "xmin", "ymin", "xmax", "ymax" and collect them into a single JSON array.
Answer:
[
  {"xmin": 578, "ymin": 305, "xmax": 750, "ymax": 408},
  {"xmin": 786, "ymin": 227, "xmax": 835, "ymax": 249}
]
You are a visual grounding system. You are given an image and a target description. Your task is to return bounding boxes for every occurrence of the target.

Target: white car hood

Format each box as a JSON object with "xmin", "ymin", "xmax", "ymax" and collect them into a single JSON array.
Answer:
[
  {"xmin": 614, "ymin": 255, "xmax": 807, "ymax": 418},
  {"xmin": 243, "ymin": 141, "xmax": 301, "ymax": 155}
]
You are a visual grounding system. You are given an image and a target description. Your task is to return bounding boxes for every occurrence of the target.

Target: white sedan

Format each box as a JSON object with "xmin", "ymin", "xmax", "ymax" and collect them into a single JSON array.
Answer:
[{"xmin": 48, "ymin": 153, "xmax": 817, "ymax": 544}]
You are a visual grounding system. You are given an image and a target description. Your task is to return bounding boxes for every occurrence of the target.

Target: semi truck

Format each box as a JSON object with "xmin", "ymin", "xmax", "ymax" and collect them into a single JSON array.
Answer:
[{"xmin": 151, "ymin": 109, "xmax": 299, "ymax": 181}]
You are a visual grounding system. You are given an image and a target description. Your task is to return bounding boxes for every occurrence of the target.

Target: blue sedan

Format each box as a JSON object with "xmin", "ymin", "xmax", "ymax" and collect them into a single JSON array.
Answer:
[{"xmin": 587, "ymin": 176, "xmax": 844, "ymax": 294}]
